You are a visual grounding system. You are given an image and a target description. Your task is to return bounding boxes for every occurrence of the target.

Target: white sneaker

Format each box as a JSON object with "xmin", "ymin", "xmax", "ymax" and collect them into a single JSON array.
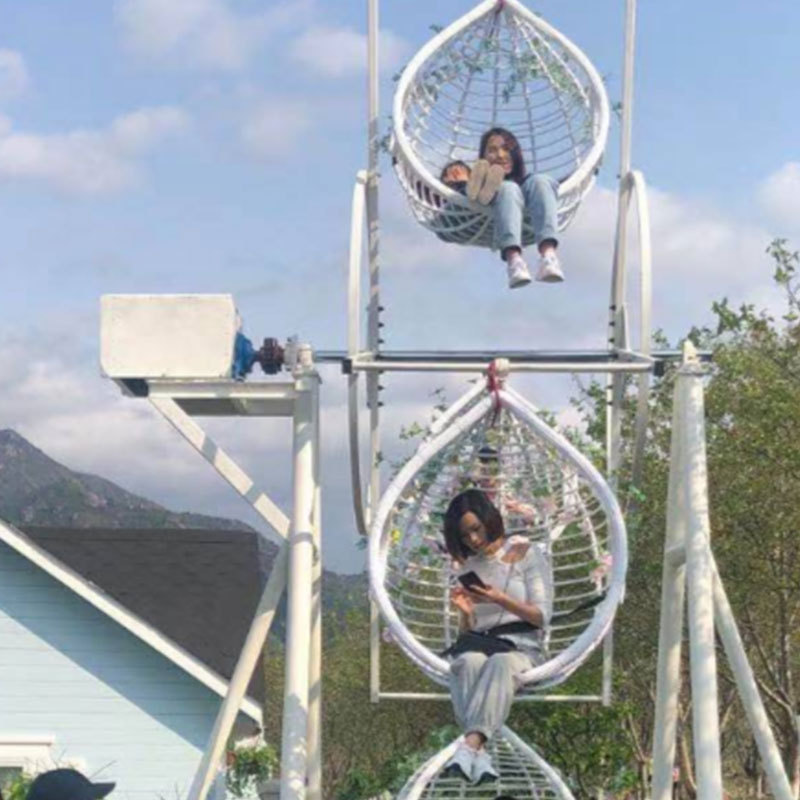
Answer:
[
  {"xmin": 536, "ymin": 249, "xmax": 565, "ymax": 283},
  {"xmin": 443, "ymin": 743, "xmax": 476, "ymax": 782},
  {"xmin": 472, "ymin": 748, "xmax": 500, "ymax": 785},
  {"xmin": 507, "ymin": 253, "xmax": 532, "ymax": 289}
]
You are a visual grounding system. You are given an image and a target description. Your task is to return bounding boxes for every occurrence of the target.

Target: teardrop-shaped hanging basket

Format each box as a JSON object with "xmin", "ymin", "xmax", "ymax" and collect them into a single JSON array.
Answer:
[
  {"xmin": 368, "ymin": 382, "xmax": 627, "ymax": 689},
  {"xmin": 398, "ymin": 726, "xmax": 575, "ymax": 800},
  {"xmin": 391, "ymin": 0, "xmax": 610, "ymax": 248}
]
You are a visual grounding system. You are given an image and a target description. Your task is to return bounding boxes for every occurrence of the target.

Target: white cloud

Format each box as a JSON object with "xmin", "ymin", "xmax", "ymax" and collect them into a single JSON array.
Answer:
[
  {"xmin": 0, "ymin": 49, "xmax": 30, "ymax": 101},
  {"xmin": 289, "ymin": 26, "xmax": 409, "ymax": 77},
  {"xmin": 0, "ymin": 106, "xmax": 189, "ymax": 194},
  {"xmin": 239, "ymin": 99, "xmax": 310, "ymax": 160},
  {"xmin": 115, "ymin": 0, "xmax": 311, "ymax": 71},
  {"xmin": 757, "ymin": 162, "xmax": 800, "ymax": 235}
]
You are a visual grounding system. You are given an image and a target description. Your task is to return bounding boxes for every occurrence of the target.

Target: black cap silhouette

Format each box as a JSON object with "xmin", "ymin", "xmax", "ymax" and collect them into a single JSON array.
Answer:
[{"xmin": 27, "ymin": 768, "xmax": 115, "ymax": 800}]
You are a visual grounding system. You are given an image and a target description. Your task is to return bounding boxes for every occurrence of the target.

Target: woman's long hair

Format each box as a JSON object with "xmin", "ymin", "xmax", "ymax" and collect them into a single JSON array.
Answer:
[
  {"xmin": 443, "ymin": 489, "xmax": 505, "ymax": 562},
  {"xmin": 479, "ymin": 127, "xmax": 527, "ymax": 185}
]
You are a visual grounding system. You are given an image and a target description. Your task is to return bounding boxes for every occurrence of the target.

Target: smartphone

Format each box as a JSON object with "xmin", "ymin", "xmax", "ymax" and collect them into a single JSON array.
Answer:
[{"xmin": 458, "ymin": 571, "xmax": 487, "ymax": 591}]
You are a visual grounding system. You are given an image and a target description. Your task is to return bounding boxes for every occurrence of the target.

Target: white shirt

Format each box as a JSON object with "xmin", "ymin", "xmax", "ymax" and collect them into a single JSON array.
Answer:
[{"xmin": 458, "ymin": 535, "xmax": 553, "ymax": 657}]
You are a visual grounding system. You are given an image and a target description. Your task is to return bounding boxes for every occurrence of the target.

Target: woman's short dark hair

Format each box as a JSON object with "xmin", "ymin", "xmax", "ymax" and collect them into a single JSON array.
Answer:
[
  {"xmin": 479, "ymin": 127, "xmax": 527, "ymax": 185},
  {"xmin": 443, "ymin": 489, "xmax": 505, "ymax": 561}
]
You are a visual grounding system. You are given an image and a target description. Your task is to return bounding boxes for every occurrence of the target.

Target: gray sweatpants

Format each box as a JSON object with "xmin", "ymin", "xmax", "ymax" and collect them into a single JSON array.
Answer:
[{"xmin": 449, "ymin": 651, "xmax": 534, "ymax": 740}]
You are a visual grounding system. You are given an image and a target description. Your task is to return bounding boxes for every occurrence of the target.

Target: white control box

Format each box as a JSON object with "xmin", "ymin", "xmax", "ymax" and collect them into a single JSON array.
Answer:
[{"xmin": 100, "ymin": 294, "xmax": 238, "ymax": 379}]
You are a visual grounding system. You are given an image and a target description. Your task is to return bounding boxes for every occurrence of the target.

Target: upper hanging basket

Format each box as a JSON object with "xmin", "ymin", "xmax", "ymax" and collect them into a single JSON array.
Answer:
[
  {"xmin": 391, "ymin": 0, "xmax": 610, "ymax": 248},
  {"xmin": 398, "ymin": 726, "xmax": 575, "ymax": 800},
  {"xmin": 368, "ymin": 381, "xmax": 627, "ymax": 690}
]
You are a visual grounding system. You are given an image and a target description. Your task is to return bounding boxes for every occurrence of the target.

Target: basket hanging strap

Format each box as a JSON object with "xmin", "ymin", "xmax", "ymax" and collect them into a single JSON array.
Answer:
[{"xmin": 486, "ymin": 361, "xmax": 504, "ymax": 426}]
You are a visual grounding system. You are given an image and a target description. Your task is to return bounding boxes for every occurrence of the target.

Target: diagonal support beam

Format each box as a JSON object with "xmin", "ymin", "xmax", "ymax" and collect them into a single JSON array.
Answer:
[{"xmin": 150, "ymin": 396, "xmax": 290, "ymax": 542}]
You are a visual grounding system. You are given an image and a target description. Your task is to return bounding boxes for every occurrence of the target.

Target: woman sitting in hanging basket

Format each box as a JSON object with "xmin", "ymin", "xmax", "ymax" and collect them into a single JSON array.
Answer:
[
  {"xmin": 441, "ymin": 489, "xmax": 552, "ymax": 785},
  {"xmin": 466, "ymin": 127, "xmax": 563, "ymax": 289}
]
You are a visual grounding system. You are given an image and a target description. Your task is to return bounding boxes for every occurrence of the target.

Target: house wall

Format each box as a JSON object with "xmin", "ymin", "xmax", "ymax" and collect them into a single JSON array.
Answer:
[{"xmin": 0, "ymin": 541, "xmax": 256, "ymax": 800}]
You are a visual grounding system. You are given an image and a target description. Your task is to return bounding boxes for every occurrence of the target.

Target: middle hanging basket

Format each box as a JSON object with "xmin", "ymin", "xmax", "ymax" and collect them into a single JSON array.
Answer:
[{"xmin": 368, "ymin": 381, "xmax": 627, "ymax": 690}]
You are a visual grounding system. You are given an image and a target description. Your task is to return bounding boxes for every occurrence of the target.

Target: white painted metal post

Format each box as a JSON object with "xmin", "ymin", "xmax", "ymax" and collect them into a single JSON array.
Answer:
[
  {"xmin": 307, "ymin": 378, "xmax": 323, "ymax": 800},
  {"xmin": 681, "ymin": 347, "xmax": 723, "ymax": 800},
  {"xmin": 281, "ymin": 351, "xmax": 320, "ymax": 800},
  {"xmin": 602, "ymin": 0, "xmax": 639, "ymax": 706},
  {"xmin": 367, "ymin": 0, "xmax": 384, "ymax": 706},
  {"xmin": 651, "ymin": 365, "xmax": 689, "ymax": 800}
]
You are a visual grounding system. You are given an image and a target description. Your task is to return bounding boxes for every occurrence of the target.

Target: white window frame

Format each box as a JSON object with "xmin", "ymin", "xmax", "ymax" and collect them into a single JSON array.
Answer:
[{"xmin": 0, "ymin": 737, "xmax": 55, "ymax": 775}]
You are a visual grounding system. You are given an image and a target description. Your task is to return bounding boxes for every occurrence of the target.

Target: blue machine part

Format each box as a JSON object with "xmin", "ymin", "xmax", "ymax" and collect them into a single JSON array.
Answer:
[{"xmin": 232, "ymin": 331, "xmax": 256, "ymax": 381}]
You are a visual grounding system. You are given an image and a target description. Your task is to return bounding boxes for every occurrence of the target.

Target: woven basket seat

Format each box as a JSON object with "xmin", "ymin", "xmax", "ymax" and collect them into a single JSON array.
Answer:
[
  {"xmin": 368, "ymin": 382, "xmax": 627, "ymax": 689},
  {"xmin": 398, "ymin": 726, "xmax": 575, "ymax": 800},
  {"xmin": 391, "ymin": 0, "xmax": 610, "ymax": 248}
]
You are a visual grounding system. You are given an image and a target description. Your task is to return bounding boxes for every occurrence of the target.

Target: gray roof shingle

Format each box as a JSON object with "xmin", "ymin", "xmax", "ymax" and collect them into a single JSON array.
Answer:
[{"xmin": 22, "ymin": 526, "xmax": 277, "ymax": 702}]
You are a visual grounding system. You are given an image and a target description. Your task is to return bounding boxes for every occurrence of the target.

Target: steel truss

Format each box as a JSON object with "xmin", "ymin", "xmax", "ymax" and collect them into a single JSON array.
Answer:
[{"xmin": 110, "ymin": 359, "xmax": 323, "ymax": 800}]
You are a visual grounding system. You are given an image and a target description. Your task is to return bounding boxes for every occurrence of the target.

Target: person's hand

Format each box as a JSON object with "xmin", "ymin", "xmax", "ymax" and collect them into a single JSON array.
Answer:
[
  {"xmin": 464, "ymin": 583, "xmax": 507, "ymax": 606},
  {"xmin": 450, "ymin": 586, "xmax": 475, "ymax": 615}
]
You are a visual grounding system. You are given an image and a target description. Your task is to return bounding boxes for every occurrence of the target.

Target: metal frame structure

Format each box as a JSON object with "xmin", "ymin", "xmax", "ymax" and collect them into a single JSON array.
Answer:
[
  {"xmin": 110, "ymin": 351, "xmax": 323, "ymax": 800},
  {"xmin": 96, "ymin": 1, "xmax": 797, "ymax": 799},
  {"xmin": 349, "ymin": 0, "xmax": 654, "ymax": 707},
  {"xmin": 651, "ymin": 344, "xmax": 793, "ymax": 800}
]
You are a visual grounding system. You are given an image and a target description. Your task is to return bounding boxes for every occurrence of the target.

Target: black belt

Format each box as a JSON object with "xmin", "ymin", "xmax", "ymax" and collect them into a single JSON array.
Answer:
[{"xmin": 485, "ymin": 620, "xmax": 539, "ymax": 637}]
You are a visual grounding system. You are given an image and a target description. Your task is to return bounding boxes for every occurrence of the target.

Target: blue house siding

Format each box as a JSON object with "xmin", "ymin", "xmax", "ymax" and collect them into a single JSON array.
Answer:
[{"xmin": 0, "ymin": 541, "xmax": 251, "ymax": 799}]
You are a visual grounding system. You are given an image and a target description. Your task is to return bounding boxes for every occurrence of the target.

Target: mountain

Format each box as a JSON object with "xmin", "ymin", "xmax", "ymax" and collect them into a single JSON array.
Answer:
[
  {"xmin": 0, "ymin": 429, "xmax": 368, "ymax": 622},
  {"xmin": 0, "ymin": 429, "xmax": 256, "ymax": 531}
]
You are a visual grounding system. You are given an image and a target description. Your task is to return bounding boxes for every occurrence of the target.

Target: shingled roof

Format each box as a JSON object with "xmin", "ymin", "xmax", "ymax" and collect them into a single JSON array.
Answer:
[{"xmin": 21, "ymin": 526, "xmax": 278, "ymax": 703}]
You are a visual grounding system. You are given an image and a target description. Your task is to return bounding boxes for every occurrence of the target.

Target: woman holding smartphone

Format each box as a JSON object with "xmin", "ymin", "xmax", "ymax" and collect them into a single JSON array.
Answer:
[{"xmin": 441, "ymin": 489, "xmax": 552, "ymax": 785}]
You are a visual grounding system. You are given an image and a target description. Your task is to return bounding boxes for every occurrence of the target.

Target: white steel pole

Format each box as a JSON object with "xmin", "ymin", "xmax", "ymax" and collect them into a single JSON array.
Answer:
[
  {"xmin": 603, "ymin": 0, "xmax": 639, "ymax": 705},
  {"xmin": 681, "ymin": 348, "xmax": 723, "ymax": 800},
  {"xmin": 367, "ymin": 0, "xmax": 384, "ymax": 706},
  {"xmin": 619, "ymin": 0, "xmax": 637, "ymax": 178},
  {"xmin": 651, "ymin": 367, "xmax": 689, "ymax": 800},
  {"xmin": 307, "ymin": 381, "xmax": 323, "ymax": 800},
  {"xmin": 281, "ymin": 350, "xmax": 320, "ymax": 800},
  {"xmin": 711, "ymin": 564, "xmax": 794, "ymax": 800}
]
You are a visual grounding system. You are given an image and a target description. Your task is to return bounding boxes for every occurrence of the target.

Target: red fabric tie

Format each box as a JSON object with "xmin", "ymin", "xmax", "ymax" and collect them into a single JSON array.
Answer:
[{"xmin": 486, "ymin": 362, "xmax": 503, "ymax": 425}]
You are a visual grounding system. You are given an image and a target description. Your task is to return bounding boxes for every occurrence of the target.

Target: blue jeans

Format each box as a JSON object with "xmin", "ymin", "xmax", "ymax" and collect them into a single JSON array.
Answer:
[{"xmin": 492, "ymin": 174, "xmax": 559, "ymax": 254}]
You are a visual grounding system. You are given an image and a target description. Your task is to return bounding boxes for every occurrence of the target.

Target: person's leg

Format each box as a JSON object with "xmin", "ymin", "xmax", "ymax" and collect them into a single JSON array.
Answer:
[
  {"xmin": 492, "ymin": 181, "xmax": 525, "ymax": 259},
  {"xmin": 461, "ymin": 651, "xmax": 533, "ymax": 741},
  {"xmin": 521, "ymin": 174, "xmax": 559, "ymax": 252},
  {"xmin": 449, "ymin": 652, "xmax": 488, "ymax": 729},
  {"xmin": 446, "ymin": 652, "xmax": 489, "ymax": 780}
]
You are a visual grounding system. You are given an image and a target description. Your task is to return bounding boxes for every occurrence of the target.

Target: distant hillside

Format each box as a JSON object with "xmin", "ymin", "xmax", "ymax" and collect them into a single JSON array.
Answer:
[
  {"xmin": 0, "ymin": 428, "xmax": 368, "ymax": 620},
  {"xmin": 0, "ymin": 429, "xmax": 255, "ymax": 531}
]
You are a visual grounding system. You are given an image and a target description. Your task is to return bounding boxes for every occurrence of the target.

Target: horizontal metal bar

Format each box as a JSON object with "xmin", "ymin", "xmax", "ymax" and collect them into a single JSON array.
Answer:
[
  {"xmin": 145, "ymin": 379, "xmax": 298, "ymax": 418},
  {"xmin": 317, "ymin": 348, "xmax": 711, "ymax": 364},
  {"xmin": 377, "ymin": 692, "xmax": 604, "ymax": 703},
  {"xmin": 349, "ymin": 357, "xmax": 654, "ymax": 375},
  {"xmin": 146, "ymin": 379, "xmax": 298, "ymax": 398}
]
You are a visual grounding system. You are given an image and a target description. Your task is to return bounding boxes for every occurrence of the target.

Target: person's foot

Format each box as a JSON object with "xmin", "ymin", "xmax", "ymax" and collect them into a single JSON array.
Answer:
[
  {"xmin": 477, "ymin": 164, "xmax": 505, "ymax": 205},
  {"xmin": 466, "ymin": 160, "xmax": 489, "ymax": 202},
  {"xmin": 472, "ymin": 748, "xmax": 500, "ymax": 785},
  {"xmin": 443, "ymin": 743, "xmax": 477, "ymax": 782},
  {"xmin": 535, "ymin": 249, "xmax": 565, "ymax": 283},
  {"xmin": 507, "ymin": 252, "xmax": 532, "ymax": 289}
]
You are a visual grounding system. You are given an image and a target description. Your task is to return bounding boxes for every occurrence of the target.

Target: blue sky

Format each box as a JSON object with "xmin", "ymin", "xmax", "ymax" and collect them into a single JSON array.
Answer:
[{"xmin": 0, "ymin": 0, "xmax": 798, "ymax": 571}]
